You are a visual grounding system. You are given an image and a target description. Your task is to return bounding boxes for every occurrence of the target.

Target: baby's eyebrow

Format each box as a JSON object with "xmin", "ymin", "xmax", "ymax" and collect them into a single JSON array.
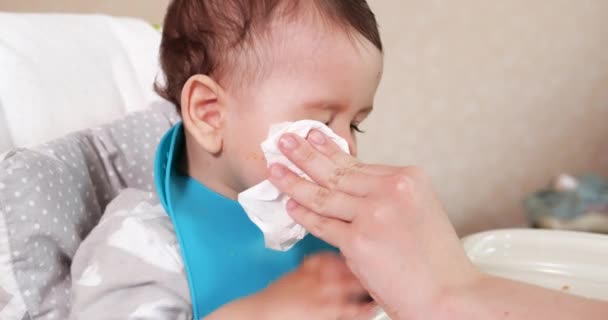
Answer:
[
  {"xmin": 301, "ymin": 100, "xmax": 339, "ymax": 110},
  {"xmin": 301, "ymin": 100, "xmax": 374, "ymax": 114}
]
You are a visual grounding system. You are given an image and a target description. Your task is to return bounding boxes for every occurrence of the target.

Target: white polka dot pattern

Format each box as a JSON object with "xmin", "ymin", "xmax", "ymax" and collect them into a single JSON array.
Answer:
[{"xmin": 0, "ymin": 102, "xmax": 180, "ymax": 319}]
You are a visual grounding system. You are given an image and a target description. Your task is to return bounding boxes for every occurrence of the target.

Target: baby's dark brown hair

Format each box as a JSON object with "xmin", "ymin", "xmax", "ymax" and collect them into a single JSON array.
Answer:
[{"xmin": 155, "ymin": 0, "xmax": 382, "ymax": 108}]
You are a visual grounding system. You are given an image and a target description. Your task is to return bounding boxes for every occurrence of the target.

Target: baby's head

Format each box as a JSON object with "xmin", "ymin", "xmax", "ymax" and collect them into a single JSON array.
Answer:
[{"xmin": 156, "ymin": 0, "xmax": 383, "ymax": 198}]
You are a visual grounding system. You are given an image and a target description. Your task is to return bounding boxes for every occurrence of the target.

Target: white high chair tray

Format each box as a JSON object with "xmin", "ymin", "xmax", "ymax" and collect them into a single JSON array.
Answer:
[
  {"xmin": 463, "ymin": 228, "xmax": 608, "ymax": 301},
  {"xmin": 373, "ymin": 228, "xmax": 608, "ymax": 319}
]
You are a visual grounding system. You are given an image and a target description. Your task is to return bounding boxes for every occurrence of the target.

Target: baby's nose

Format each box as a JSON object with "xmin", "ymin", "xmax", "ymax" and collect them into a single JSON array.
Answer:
[
  {"xmin": 327, "ymin": 124, "xmax": 357, "ymax": 157},
  {"xmin": 336, "ymin": 131, "xmax": 357, "ymax": 157},
  {"xmin": 348, "ymin": 139, "xmax": 357, "ymax": 157}
]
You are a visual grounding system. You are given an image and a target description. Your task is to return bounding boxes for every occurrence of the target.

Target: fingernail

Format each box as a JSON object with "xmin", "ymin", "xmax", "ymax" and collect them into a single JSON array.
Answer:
[
  {"xmin": 286, "ymin": 199, "xmax": 299, "ymax": 211},
  {"xmin": 279, "ymin": 135, "xmax": 298, "ymax": 150},
  {"xmin": 270, "ymin": 164, "xmax": 287, "ymax": 178},
  {"xmin": 308, "ymin": 130, "xmax": 326, "ymax": 145}
]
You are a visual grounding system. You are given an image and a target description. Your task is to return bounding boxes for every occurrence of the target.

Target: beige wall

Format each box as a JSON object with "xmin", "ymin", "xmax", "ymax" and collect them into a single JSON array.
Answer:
[
  {"xmin": 2, "ymin": 1, "xmax": 608, "ymax": 235},
  {"xmin": 363, "ymin": 0, "xmax": 608, "ymax": 235}
]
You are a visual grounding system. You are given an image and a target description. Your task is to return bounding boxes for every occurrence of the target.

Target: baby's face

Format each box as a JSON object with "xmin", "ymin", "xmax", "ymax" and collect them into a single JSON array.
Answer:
[{"xmin": 222, "ymin": 20, "xmax": 383, "ymax": 191}]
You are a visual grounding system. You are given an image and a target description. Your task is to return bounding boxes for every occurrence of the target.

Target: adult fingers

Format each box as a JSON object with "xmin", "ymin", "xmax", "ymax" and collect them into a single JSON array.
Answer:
[
  {"xmin": 278, "ymin": 133, "xmax": 375, "ymax": 196},
  {"xmin": 306, "ymin": 130, "xmax": 403, "ymax": 177},
  {"xmin": 269, "ymin": 164, "xmax": 367, "ymax": 222},
  {"xmin": 286, "ymin": 199, "xmax": 351, "ymax": 249}
]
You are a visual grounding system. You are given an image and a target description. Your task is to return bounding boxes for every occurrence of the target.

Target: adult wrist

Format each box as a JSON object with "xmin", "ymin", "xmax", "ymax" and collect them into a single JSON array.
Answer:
[{"xmin": 432, "ymin": 274, "xmax": 492, "ymax": 320}]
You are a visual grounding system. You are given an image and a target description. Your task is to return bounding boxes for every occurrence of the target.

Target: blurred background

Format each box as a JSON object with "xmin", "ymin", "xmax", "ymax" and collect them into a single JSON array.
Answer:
[
  {"xmin": 1, "ymin": 0, "xmax": 607, "ymax": 235},
  {"xmin": 0, "ymin": 0, "xmax": 168, "ymax": 23}
]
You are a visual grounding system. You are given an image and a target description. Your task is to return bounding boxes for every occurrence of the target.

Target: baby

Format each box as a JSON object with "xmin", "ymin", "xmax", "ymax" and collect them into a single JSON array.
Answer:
[{"xmin": 69, "ymin": 0, "xmax": 383, "ymax": 319}]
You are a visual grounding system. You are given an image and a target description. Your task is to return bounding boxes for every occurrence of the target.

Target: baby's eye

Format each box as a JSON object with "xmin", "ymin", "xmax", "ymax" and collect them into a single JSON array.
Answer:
[{"xmin": 350, "ymin": 124, "xmax": 365, "ymax": 134}]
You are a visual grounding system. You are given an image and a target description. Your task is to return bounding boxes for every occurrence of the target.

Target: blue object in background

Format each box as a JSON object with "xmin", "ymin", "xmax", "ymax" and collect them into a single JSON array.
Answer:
[{"xmin": 524, "ymin": 173, "xmax": 608, "ymax": 233}]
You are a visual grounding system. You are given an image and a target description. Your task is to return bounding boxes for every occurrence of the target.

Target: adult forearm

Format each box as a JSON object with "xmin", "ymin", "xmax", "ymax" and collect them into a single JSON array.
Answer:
[{"xmin": 436, "ymin": 274, "xmax": 608, "ymax": 320}]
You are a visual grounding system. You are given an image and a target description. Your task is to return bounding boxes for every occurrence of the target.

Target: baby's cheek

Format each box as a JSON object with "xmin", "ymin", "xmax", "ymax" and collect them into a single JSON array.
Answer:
[
  {"xmin": 239, "ymin": 150, "xmax": 269, "ymax": 188},
  {"xmin": 245, "ymin": 151, "xmax": 265, "ymax": 161}
]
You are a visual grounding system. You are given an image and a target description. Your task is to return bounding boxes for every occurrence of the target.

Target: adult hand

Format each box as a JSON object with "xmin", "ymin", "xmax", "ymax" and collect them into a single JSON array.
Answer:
[
  {"xmin": 268, "ymin": 130, "xmax": 480, "ymax": 319},
  {"xmin": 268, "ymin": 130, "xmax": 608, "ymax": 320}
]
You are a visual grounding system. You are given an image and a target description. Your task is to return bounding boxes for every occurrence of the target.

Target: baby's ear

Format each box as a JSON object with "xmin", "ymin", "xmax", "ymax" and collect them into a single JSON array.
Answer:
[{"xmin": 180, "ymin": 74, "xmax": 225, "ymax": 154}]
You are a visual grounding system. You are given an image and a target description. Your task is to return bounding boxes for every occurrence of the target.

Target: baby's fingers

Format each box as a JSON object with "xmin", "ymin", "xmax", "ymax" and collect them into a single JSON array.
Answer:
[{"xmin": 332, "ymin": 303, "xmax": 379, "ymax": 320}]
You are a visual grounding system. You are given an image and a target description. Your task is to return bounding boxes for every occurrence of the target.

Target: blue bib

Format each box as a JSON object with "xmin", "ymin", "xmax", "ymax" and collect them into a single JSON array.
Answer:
[{"xmin": 154, "ymin": 123, "xmax": 335, "ymax": 318}]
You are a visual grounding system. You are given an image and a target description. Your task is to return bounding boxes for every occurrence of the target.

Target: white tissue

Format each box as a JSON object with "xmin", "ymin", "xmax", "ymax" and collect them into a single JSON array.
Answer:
[{"xmin": 237, "ymin": 120, "xmax": 350, "ymax": 251}]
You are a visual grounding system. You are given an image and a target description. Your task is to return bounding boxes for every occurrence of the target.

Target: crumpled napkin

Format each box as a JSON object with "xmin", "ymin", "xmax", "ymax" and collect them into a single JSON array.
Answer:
[{"xmin": 237, "ymin": 120, "xmax": 350, "ymax": 251}]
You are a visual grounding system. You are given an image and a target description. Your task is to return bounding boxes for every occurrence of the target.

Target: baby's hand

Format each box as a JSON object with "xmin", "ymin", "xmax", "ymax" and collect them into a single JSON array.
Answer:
[{"xmin": 256, "ymin": 252, "xmax": 376, "ymax": 320}]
